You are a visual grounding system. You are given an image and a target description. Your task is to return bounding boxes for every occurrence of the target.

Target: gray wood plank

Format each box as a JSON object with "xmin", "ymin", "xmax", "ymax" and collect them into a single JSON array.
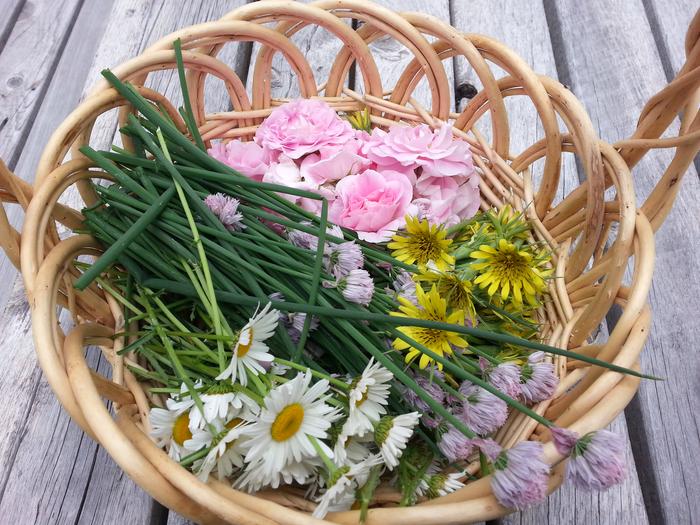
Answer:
[
  {"xmin": 643, "ymin": 0, "xmax": 697, "ymax": 77},
  {"xmin": 451, "ymin": 2, "xmax": 649, "ymax": 524},
  {"xmin": 0, "ymin": 0, "xmax": 85, "ymax": 312},
  {"xmin": 0, "ymin": 0, "xmax": 83, "ymax": 169},
  {"xmin": 451, "ymin": 0, "xmax": 579, "ymax": 204},
  {"xmin": 245, "ymin": 0, "xmax": 351, "ymax": 99},
  {"xmin": 358, "ymin": 0, "xmax": 454, "ymax": 111},
  {"xmin": 548, "ymin": 1, "xmax": 700, "ymax": 523},
  {"xmin": 0, "ymin": 0, "xmax": 250, "ymax": 523},
  {"xmin": 0, "ymin": 0, "xmax": 24, "ymax": 54}
]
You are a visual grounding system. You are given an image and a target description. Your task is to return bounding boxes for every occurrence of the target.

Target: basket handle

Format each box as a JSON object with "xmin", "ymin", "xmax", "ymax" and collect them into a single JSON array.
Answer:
[
  {"xmin": 0, "ymin": 159, "xmax": 32, "ymax": 270},
  {"xmin": 616, "ymin": 9, "xmax": 700, "ymax": 231}
]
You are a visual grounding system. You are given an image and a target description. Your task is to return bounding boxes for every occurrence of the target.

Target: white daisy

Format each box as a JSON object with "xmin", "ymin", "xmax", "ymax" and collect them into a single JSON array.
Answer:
[
  {"xmin": 342, "ymin": 358, "xmax": 392, "ymax": 438},
  {"xmin": 165, "ymin": 381, "xmax": 199, "ymax": 413},
  {"xmin": 189, "ymin": 383, "xmax": 259, "ymax": 430},
  {"xmin": 334, "ymin": 432, "xmax": 373, "ymax": 465},
  {"xmin": 149, "ymin": 383, "xmax": 199, "ymax": 460},
  {"xmin": 185, "ymin": 418, "xmax": 249, "ymax": 481},
  {"xmin": 240, "ymin": 371, "xmax": 340, "ymax": 480},
  {"xmin": 313, "ymin": 454, "xmax": 384, "ymax": 518},
  {"xmin": 415, "ymin": 462, "xmax": 465, "ymax": 499},
  {"xmin": 235, "ymin": 456, "xmax": 322, "ymax": 493},
  {"xmin": 374, "ymin": 412, "xmax": 420, "ymax": 469},
  {"xmin": 217, "ymin": 303, "xmax": 279, "ymax": 386}
]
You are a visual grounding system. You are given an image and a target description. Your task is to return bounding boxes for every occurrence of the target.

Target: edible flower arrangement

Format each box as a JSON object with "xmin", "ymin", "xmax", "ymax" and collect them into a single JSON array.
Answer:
[{"xmin": 75, "ymin": 49, "xmax": 640, "ymax": 518}]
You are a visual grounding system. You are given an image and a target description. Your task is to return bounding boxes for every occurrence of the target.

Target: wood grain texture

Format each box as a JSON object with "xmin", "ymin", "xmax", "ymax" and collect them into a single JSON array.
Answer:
[
  {"xmin": 0, "ymin": 0, "xmax": 83, "ymax": 168},
  {"xmin": 245, "ymin": 0, "xmax": 351, "ymax": 98},
  {"xmin": 361, "ymin": 0, "xmax": 454, "ymax": 111},
  {"xmin": 451, "ymin": 0, "xmax": 578, "ymax": 204},
  {"xmin": 548, "ymin": 1, "xmax": 700, "ymax": 523},
  {"xmin": 452, "ymin": 3, "xmax": 648, "ymax": 524},
  {"xmin": 0, "ymin": 0, "xmax": 24, "ymax": 55},
  {"xmin": 643, "ymin": 0, "xmax": 697, "ymax": 76},
  {"xmin": 0, "ymin": 0, "xmax": 116, "ymax": 315},
  {"xmin": 0, "ymin": 0, "xmax": 250, "ymax": 523}
]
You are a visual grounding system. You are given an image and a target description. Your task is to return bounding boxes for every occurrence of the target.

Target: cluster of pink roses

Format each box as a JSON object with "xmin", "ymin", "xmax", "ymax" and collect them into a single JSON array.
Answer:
[{"xmin": 208, "ymin": 99, "xmax": 480, "ymax": 242}]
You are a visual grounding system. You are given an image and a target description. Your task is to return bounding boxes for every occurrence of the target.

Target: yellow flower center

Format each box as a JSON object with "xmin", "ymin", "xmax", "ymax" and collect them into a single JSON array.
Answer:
[
  {"xmin": 493, "ymin": 250, "xmax": 528, "ymax": 276},
  {"xmin": 226, "ymin": 417, "xmax": 244, "ymax": 430},
  {"xmin": 172, "ymin": 412, "xmax": 192, "ymax": 446},
  {"xmin": 223, "ymin": 417, "xmax": 244, "ymax": 450},
  {"xmin": 236, "ymin": 327, "xmax": 254, "ymax": 358},
  {"xmin": 270, "ymin": 403, "xmax": 305, "ymax": 442},
  {"xmin": 357, "ymin": 386, "xmax": 369, "ymax": 406}
]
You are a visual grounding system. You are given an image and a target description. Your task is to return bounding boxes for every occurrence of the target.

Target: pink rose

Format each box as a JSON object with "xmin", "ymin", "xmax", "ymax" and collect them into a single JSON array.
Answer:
[
  {"xmin": 362, "ymin": 124, "xmax": 474, "ymax": 178},
  {"xmin": 262, "ymin": 156, "xmax": 335, "ymax": 215},
  {"xmin": 300, "ymin": 138, "xmax": 369, "ymax": 185},
  {"xmin": 208, "ymin": 140, "xmax": 269, "ymax": 181},
  {"xmin": 262, "ymin": 155, "xmax": 315, "ymax": 203},
  {"xmin": 330, "ymin": 169, "xmax": 413, "ymax": 242},
  {"xmin": 254, "ymin": 99, "xmax": 355, "ymax": 160},
  {"xmin": 416, "ymin": 125, "xmax": 475, "ymax": 178},
  {"xmin": 413, "ymin": 174, "xmax": 481, "ymax": 226}
]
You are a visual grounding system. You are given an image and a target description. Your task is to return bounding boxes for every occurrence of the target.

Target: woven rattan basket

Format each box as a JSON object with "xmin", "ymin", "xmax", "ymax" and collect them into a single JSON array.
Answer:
[{"xmin": 1, "ymin": 2, "xmax": 699, "ymax": 523}]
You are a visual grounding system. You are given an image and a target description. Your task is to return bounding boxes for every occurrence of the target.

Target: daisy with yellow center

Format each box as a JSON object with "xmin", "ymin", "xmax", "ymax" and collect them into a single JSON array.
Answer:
[
  {"xmin": 216, "ymin": 302, "xmax": 278, "ymax": 386},
  {"xmin": 470, "ymin": 239, "xmax": 552, "ymax": 305},
  {"xmin": 388, "ymin": 216, "xmax": 455, "ymax": 271},
  {"xmin": 391, "ymin": 285, "xmax": 468, "ymax": 370},
  {"xmin": 186, "ymin": 417, "xmax": 250, "ymax": 481},
  {"xmin": 240, "ymin": 371, "xmax": 340, "ymax": 481},
  {"xmin": 341, "ymin": 358, "xmax": 393, "ymax": 438},
  {"xmin": 149, "ymin": 382, "xmax": 198, "ymax": 460},
  {"xmin": 417, "ymin": 270, "xmax": 477, "ymax": 324}
]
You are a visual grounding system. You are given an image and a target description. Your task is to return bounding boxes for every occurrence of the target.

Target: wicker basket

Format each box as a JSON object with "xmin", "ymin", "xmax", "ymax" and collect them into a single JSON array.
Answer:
[{"xmin": 1, "ymin": 1, "xmax": 699, "ymax": 523}]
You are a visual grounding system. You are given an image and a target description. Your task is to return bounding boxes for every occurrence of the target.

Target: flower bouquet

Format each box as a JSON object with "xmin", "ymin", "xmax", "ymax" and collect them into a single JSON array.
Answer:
[
  {"xmin": 1, "ymin": 3, "xmax": 698, "ymax": 524},
  {"xmin": 63, "ymin": 50, "xmax": 644, "ymax": 518}
]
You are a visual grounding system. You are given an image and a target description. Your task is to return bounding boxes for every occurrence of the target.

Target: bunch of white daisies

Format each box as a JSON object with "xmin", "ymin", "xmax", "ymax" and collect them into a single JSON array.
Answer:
[{"xmin": 149, "ymin": 303, "xmax": 464, "ymax": 518}]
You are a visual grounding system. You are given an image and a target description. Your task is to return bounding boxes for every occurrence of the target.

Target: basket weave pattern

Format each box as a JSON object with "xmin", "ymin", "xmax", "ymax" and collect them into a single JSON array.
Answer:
[{"xmin": 1, "ymin": 2, "xmax": 699, "ymax": 524}]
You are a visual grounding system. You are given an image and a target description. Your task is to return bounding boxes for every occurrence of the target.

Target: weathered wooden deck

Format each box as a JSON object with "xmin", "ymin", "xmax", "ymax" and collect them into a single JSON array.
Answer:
[{"xmin": 0, "ymin": 0, "xmax": 697, "ymax": 523}]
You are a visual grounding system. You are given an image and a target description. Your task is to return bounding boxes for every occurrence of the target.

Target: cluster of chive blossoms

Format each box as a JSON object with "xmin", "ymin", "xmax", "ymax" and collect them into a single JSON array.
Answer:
[{"xmin": 208, "ymin": 98, "xmax": 481, "ymax": 242}]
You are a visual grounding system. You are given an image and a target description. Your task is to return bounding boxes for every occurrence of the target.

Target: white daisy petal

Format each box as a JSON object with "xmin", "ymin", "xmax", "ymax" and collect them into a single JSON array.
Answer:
[
  {"xmin": 217, "ymin": 303, "xmax": 279, "ymax": 386},
  {"xmin": 342, "ymin": 358, "xmax": 393, "ymax": 438},
  {"xmin": 239, "ymin": 371, "xmax": 340, "ymax": 486}
]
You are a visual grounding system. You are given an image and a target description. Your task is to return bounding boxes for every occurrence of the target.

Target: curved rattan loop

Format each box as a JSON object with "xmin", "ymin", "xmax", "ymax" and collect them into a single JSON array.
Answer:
[{"xmin": 1, "ymin": 3, "xmax": 699, "ymax": 524}]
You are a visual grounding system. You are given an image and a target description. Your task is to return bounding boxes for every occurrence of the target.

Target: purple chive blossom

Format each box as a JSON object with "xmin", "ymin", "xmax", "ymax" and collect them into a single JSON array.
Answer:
[
  {"xmin": 286, "ymin": 311, "xmax": 320, "ymax": 343},
  {"xmin": 481, "ymin": 358, "xmax": 523, "ymax": 399},
  {"xmin": 326, "ymin": 241, "xmax": 364, "ymax": 278},
  {"xmin": 288, "ymin": 222, "xmax": 343, "ymax": 251},
  {"xmin": 489, "ymin": 440, "xmax": 549, "ymax": 510},
  {"xmin": 287, "ymin": 229, "xmax": 317, "ymax": 249},
  {"xmin": 458, "ymin": 381, "xmax": 508, "ymax": 435},
  {"xmin": 438, "ymin": 425, "xmax": 475, "ymax": 462},
  {"xmin": 519, "ymin": 352, "xmax": 558, "ymax": 404},
  {"xmin": 400, "ymin": 370, "xmax": 446, "ymax": 411},
  {"xmin": 324, "ymin": 269, "xmax": 374, "ymax": 305},
  {"xmin": 204, "ymin": 193, "xmax": 245, "ymax": 231},
  {"xmin": 550, "ymin": 427, "xmax": 579, "ymax": 455},
  {"xmin": 392, "ymin": 269, "xmax": 418, "ymax": 304},
  {"xmin": 552, "ymin": 428, "xmax": 626, "ymax": 491},
  {"xmin": 268, "ymin": 293, "xmax": 318, "ymax": 343},
  {"xmin": 398, "ymin": 370, "xmax": 446, "ymax": 429}
]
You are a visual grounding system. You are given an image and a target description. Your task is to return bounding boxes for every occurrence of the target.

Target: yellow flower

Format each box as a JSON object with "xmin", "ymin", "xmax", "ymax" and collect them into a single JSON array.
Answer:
[
  {"xmin": 471, "ymin": 239, "xmax": 552, "ymax": 306},
  {"xmin": 416, "ymin": 271, "xmax": 477, "ymax": 324},
  {"xmin": 487, "ymin": 205, "xmax": 531, "ymax": 241},
  {"xmin": 346, "ymin": 107, "xmax": 372, "ymax": 132},
  {"xmin": 388, "ymin": 216, "xmax": 455, "ymax": 271},
  {"xmin": 391, "ymin": 285, "xmax": 468, "ymax": 370}
]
